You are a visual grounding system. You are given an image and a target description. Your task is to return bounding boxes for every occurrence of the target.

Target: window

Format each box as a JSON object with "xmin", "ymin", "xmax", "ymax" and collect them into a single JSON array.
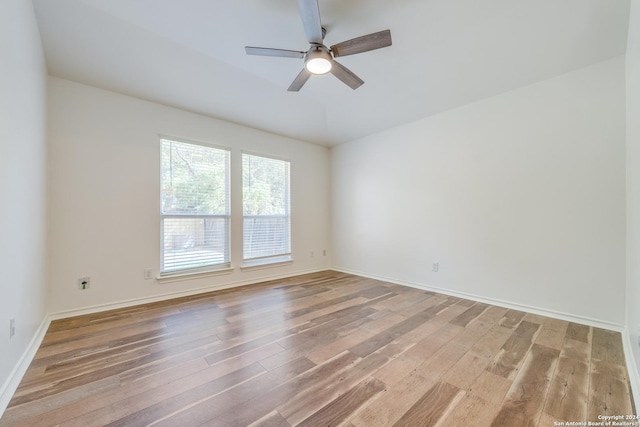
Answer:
[
  {"xmin": 160, "ymin": 138, "xmax": 230, "ymax": 274},
  {"xmin": 242, "ymin": 153, "xmax": 291, "ymax": 266}
]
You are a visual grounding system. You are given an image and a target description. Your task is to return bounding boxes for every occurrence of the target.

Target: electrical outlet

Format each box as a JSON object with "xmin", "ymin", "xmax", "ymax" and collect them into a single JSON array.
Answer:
[
  {"xmin": 323, "ymin": 249, "xmax": 326, "ymax": 256},
  {"xmin": 432, "ymin": 262, "xmax": 439, "ymax": 272},
  {"xmin": 144, "ymin": 268, "xmax": 153, "ymax": 280},
  {"xmin": 310, "ymin": 251, "xmax": 315, "ymax": 258},
  {"xmin": 9, "ymin": 318, "xmax": 15, "ymax": 339},
  {"xmin": 78, "ymin": 277, "xmax": 90, "ymax": 290}
]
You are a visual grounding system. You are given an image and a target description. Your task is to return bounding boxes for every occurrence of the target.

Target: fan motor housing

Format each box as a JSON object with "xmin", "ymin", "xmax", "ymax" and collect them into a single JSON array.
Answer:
[{"xmin": 305, "ymin": 45, "xmax": 333, "ymax": 74}]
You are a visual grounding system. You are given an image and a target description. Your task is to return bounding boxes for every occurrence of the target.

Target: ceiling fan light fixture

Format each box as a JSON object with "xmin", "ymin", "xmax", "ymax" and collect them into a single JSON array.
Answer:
[
  {"xmin": 305, "ymin": 47, "xmax": 332, "ymax": 74},
  {"xmin": 244, "ymin": 0, "xmax": 392, "ymax": 91}
]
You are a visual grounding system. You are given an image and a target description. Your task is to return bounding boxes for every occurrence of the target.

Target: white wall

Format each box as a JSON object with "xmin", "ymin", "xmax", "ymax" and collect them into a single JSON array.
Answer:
[
  {"xmin": 332, "ymin": 57, "xmax": 626, "ymax": 326},
  {"xmin": 47, "ymin": 77, "xmax": 331, "ymax": 314},
  {"xmin": 627, "ymin": 0, "xmax": 640, "ymax": 377},
  {"xmin": 0, "ymin": 0, "xmax": 48, "ymax": 411}
]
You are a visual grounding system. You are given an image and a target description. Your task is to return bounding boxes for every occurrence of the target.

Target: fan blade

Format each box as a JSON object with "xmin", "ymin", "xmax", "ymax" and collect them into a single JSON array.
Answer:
[
  {"xmin": 330, "ymin": 29, "xmax": 392, "ymax": 58},
  {"xmin": 245, "ymin": 46, "xmax": 305, "ymax": 59},
  {"xmin": 288, "ymin": 68, "xmax": 312, "ymax": 92},
  {"xmin": 297, "ymin": 0, "xmax": 323, "ymax": 44},
  {"xmin": 330, "ymin": 60, "xmax": 364, "ymax": 90}
]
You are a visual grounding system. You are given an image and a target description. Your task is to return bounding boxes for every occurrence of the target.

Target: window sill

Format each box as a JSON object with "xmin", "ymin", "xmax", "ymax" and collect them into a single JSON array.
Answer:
[
  {"xmin": 157, "ymin": 266, "xmax": 234, "ymax": 284},
  {"xmin": 241, "ymin": 256, "xmax": 293, "ymax": 272}
]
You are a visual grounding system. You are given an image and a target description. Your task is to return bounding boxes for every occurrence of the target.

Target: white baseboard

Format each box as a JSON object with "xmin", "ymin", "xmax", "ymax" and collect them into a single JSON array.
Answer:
[
  {"xmin": 49, "ymin": 267, "xmax": 328, "ymax": 320},
  {"xmin": 3, "ymin": 267, "xmax": 638, "ymax": 418},
  {"xmin": 332, "ymin": 267, "xmax": 624, "ymax": 331},
  {"xmin": 0, "ymin": 316, "xmax": 51, "ymax": 417},
  {"xmin": 332, "ymin": 266, "xmax": 639, "ymax": 413},
  {"xmin": 0, "ymin": 267, "xmax": 328, "ymax": 420},
  {"xmin": 622, "ymin": 330, "xmax": 640, "ymax": 413}
]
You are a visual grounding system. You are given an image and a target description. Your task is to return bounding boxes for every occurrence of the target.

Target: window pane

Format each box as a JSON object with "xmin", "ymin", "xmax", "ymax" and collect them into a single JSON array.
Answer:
[
  {"xmin": 243, "ymin": 154, "xmax": 291, "ymax": 262},
  {"xmin": 243, "ymin": 216, "xmax": 290, "ymax": 259},
  {"xmin": 161, "ymin": 139, "xmax": 229, "ymax": 215},
  {"xmin": 162, "ymin": 216, "xmax": 229, "ymax": 272},
  {"xmin": 161, "ymin": 139, "xmax": 230, "ymax": 273}
]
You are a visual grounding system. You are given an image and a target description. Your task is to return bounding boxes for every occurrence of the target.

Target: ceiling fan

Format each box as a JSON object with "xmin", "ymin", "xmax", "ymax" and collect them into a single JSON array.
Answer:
[{"xmin": 245, "ymin": 0, "xmax": 392, "ymax": 92}]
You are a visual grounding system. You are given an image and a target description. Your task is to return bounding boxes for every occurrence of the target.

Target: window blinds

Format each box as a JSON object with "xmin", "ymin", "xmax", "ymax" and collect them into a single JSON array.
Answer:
[
  {"xmin": 160, "ymin": 138, "xmax": 230, "ymax": 274},
  {"xmin": 242, "ymin": 153, "xmax": 291, "ymax": 263}
]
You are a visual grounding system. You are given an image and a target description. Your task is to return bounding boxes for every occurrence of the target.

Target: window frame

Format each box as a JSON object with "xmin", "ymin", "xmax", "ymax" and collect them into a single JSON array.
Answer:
[
  {"xmin": 241, "ymin": 151, "xmax": 292, "ymax": 268},
  {"xmin": 159, "ymin": 136, "xmax": 231, "ymax": 277}
]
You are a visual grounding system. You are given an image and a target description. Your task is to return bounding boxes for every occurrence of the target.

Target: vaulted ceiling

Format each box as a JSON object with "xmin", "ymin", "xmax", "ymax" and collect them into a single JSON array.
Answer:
[{"xmin": 33, "ymin": 0, "xmax": 630, "ymax": 146}]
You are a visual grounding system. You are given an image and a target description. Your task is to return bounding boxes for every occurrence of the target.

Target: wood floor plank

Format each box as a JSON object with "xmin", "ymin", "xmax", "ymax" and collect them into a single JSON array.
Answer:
[
  {"xmin": 276, "ymin": 307, "xmax": 375, "ymax": 352},
  {"xmin": 290, "ymin": 300, "xmax": 376, "ymax": 331},
  {"xmin": 353, "ymin": 336, "xmax": 470, "ymax": 426},
  {"xmin": 392, "ymin": 381, "xmax": 465, "ymax": 427},
  {"xmin": 491, "ymin": 344, "xmax": 560, "ymax": 427},
  {"xmin": 445, "ymin": 394, "xmax": 501, "ymax": 427},
  {"xmin": 208, "ymin": 351, "xmax": 361, "ymax": 426},
  {"xmin": 33, "ymin": 322, "xmax": 217, "ymax": 382},
  {"xmin": 392, "ymin": 294, "xmax": 449, "ymax": 318},
  {"xmin": 247, "ymin": 411, "xmax": 290, "ymax": 427},
  {"xmin": 499, "ymin": 309, "xmax": 527, "ymax": 329},
  {"xmin": 255, "ymin": 307, "xmax": 380, "ymax": 371},
  {"xmin": 448, "ymin": 316, "xmax": 495, "ymax": 351},
  {"xmin": 413, "ymin": 340, "xmax": 469, "ymax": 381},
  {"xmin": 457, "ymin": 298, "xmax": 476, "ymax": 307},
  {"xmin": 441, "ymin": 349, "xmax": 491, "ymax": 390},
  {"xmin": 35, "ymin": 319, "xmax": 171, "ymax": 360},
  {"xmin": 280, "ymin": 341, "xmax": 411, "ymax": 425},
  {"xmin": 296, "ymin": 377, "xmax": 386, "ymax": 427},
  {"xmin": 395, "ymin": 316, "xmax": 455, "ymax": 348},
  {"xmin": 566, "ymin": 322, "xmax": 591, "ymax": 343},
  {"xmin": 535, "ymin": 318, "xmax": 569, "ymax": 350},
  {"xmin": 150, "ymin": 357, "xmax": 315, "ymax": 427},
  {"xmin": 467, "ymin": 370, "xmax": 512, "ymax": 407},
  {"xmin": 0, "ymin": 376, "xmax": 121, "ymax": 426},
  {"xmin": 591, "ymin": 327, "xmax": 626, "ymax": 366},
  {"xmin": 11, "ymin": 351, "xmax": 173, "ymax": 406},
  {"xmin": 486, "ymin": 320, "xmax": 540, "ymax": 379},
  {"xmin": 305, "ymin": 320, "xmax": 387, "ymax": 365},
  {"xmin": 52, "ymin": 363, "xmax": 264, "ymax": 427},
  {"xmin": 43, "ymin": 314, "xmax": 170, "ymax": 341},
  {"xmin": 471, "ymin": 325, "xmax": 513, "ymax": 360},
  {"xmin": 477, "ymin": 305, "xmax": 510, "ymax": 324},
  {"xmin": 349, "ymin": 299, "xmax": 458, "ymax": 358},
  {"xmin": 1, "ymin": 271, "xmax": 635, "ymax": 427},
  {"xmin": 2, "ymin": 358, "xmax": 211, "ymax": 427},
  {"xmin": 561, "ymin": 337, "xmax": 592, "ymax": 363},
  {"xmin": 425, "ymin": 302, "xmax": 470, "ymax": 325},
  {"xmin": 351, "ymin": 372, "xmax": 437, "ymax": 427},
  {"xmin": 523, "ymin": 313, "xmax": 549, "ymax": 325},
  {"xmin": 588, "ymin": 360, "xmax": 635, "ymax": 420},
  {"xmin": 369, "ymin": 289, "xmax": 433, "ymax": 312},
  {"xmin": 450, "ymin": 302, "xmax": 489, "ymax": 327},
  {"xmin": 543, "ymin": 356, "xmax": 589, "ymax": 422},
  {"xmin": 373, "ymin": 322, "xmax": 460, "ymax": 387}
]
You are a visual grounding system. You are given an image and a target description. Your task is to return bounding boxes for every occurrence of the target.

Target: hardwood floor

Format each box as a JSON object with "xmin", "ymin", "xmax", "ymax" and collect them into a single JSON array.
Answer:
[{"xmin": 1, "ymin": 271, "xmax": 635, "ymax": 426}]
